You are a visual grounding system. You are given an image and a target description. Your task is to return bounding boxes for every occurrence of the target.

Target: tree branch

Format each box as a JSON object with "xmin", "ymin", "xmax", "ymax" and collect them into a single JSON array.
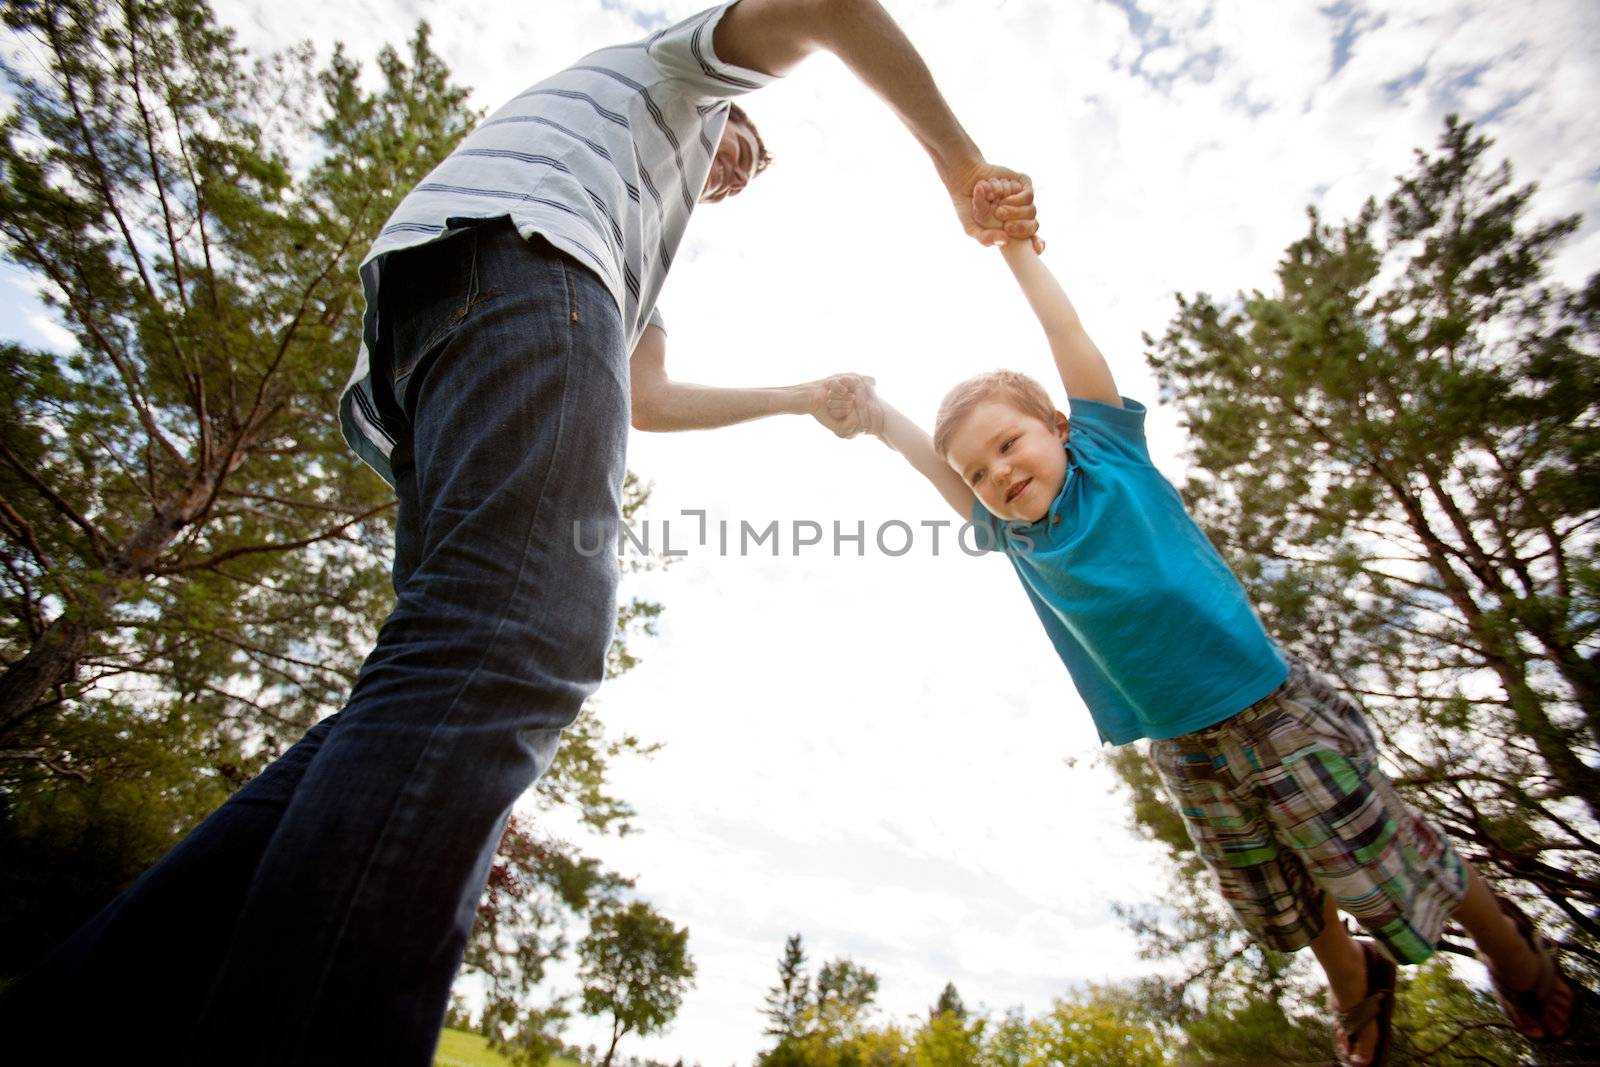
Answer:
[
  {"xmin": 0, "ymin": 441, "xmax": 112, "ymax": 562},
  {"xmin": 151, "ymin": 501, "xmax": 392, "ymax": 576}
]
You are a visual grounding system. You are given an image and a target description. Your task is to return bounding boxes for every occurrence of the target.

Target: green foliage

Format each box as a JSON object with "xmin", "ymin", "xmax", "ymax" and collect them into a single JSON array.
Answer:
[
  {"xmin": 1023, "ymin": 992, "xmax": 1170, "ymax": 1067},
  {"xmin": 754, "ymin": 936, "xmax": 1188, "ymax": 1066},
  {"xmin": 911, "ymin": 1005, "xmax": 983, "ymax": 1067},
  {"xmin": 1174, "ymin": 993, "xmax": 1327, "ymax": 1066},
  {"xmin": 928, "ymin": 982, "xmax": 967, "ymax": 1022},
  {"xmin": 1388, "ymin": 956, "xmax": 1525, "ymax": 1065},
  {"xmin": 758, "ymin": 940, "xmax": 887, "ymax": 1066},
  {"xmin": 0, "ymin": 0, "xmax": 456, "ymax": 757},
  {"xmin": 467, "ymin": 816, "xmax": 627, "ymax": 1060},
  {"xmin": 814, "ymin": 958, "xmax": 882, "ymax": 1039},
  {"xmin": 0, "ymin": 715, "xmax": 239, "ymax": 976},
  {"xmin": 577, "ymin": 901, "xmax": 697, "ymax": 1067}
]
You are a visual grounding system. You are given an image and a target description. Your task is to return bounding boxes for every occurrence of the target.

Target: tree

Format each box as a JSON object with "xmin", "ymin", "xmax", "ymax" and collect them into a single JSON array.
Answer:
[
  {"xmin": 0, "ymin": 0, "xmax": 471, "ymax": 767},
  {"xmin": 469, "ymin": 816, "xmax": 626, "ymax": 1064},
  {"xmin": 928, "ymin": 982, "xmax": 966, "ymax": 1022},
  {"xmin": 1119, "ymin": 114, "xmax": 1598, "ymax": 1055},
  {"xmin": 1024, "ymin": 991, "xmax": 1169, "ymax": 1067},
  {"xmin": 756, "ymin": 938, "xmax": 885, "ymax": 1066},
  {"xmin": 813, "ymin": 958, "xmax": 881, "ymax": 1040},
  {"xmin": 577, "ymin": 901, "xmax": 697, "ymax": 1067},
  {"xmin": 765, "ymin": 933, "xmax": 812, "ymax": 1041},
  {"xmin": 911, "ymin": 1002, "xmax": 983, "ymax": 1067},
  {"xmin": 975, "ymin": 1008, "xmax": 1029, "ymax": 1067}
]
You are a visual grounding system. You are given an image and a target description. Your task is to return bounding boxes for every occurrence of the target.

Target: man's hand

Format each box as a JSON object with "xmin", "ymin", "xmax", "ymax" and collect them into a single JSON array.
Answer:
[
  {"xmin": 950, "ymin": 164, "xmax": 1039, "ymax": 248},
  {"xmin": 972, "ymin": 176, "xmax": 1045, "ymax": 253}
]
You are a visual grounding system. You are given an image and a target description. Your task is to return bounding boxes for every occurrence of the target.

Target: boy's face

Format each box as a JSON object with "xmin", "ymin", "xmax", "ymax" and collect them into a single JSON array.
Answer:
[{"xmin": 946, "ymin": 399, "xmax": 1070, "ymax": 523}]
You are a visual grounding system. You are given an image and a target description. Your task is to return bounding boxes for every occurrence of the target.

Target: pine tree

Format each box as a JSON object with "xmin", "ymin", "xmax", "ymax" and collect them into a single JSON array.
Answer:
[
  {"xmin": 929, "ymin": 981, "xmax": 966, "ymax": 1021},
  {"xmin": 764, "ymin": 933, "xmax": 812, "ymax": 1040},
  {"xmin": 1118, "ymin": 113, "xmax": 1598, "ymax": 1056}
]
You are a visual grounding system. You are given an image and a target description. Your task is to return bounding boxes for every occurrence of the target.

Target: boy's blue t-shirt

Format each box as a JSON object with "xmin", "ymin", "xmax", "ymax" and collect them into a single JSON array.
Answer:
[{"xmin": 973, "ymin": 397, "xmax": 1287, "ymax": 745}]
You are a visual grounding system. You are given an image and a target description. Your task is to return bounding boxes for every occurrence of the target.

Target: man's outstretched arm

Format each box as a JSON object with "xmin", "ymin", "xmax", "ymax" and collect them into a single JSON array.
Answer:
[
  {"xmin": 712, "ymin": 0, "xmax": 1038, "ymax": 246},
  {"xmin": 630, "ymin": 324, "xmax": 864, "ymax": 435}
]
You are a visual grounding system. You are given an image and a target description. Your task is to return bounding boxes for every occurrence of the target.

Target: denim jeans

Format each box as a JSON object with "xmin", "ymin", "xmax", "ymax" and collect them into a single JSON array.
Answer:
[{"xmin": 1, "ymin": 218, "xmax": 628, "ymax": 1063}]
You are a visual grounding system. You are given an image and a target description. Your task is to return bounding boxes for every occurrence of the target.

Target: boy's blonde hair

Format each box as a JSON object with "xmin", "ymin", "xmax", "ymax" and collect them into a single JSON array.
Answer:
[{"xmin": 932, "ymin": 370, "xmax": 1058, "ymax": 460}]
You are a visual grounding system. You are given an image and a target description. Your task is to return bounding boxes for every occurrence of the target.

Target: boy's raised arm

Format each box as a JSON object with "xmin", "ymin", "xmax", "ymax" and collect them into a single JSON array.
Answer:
[
  {"xmin": 978, "ymin": 182, "xmax": 1121, "ymax": 407},
  {"xmin": 824, "ymin": 376, "xmax": 975, "ymax": 519}
]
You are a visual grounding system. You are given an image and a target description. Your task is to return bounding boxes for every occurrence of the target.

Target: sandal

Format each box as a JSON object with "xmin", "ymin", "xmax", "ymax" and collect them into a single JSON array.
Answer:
[
  {"xmin": 1331, "ymin": 939, "xmax": 1396, "ymax": 1067},
  {"xmin": 1488, "ymin": 898, "xmax": 1578, "ymax": 1043}
]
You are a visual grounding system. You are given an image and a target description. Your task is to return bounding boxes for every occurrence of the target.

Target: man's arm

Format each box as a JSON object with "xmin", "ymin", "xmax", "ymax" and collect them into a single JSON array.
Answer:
[
  {"xmin": 712, "ymin": 0, "xmax": 1038, "ymax": 246},
  {"xmin": 630, "ymin": 325, "xmax": 861, "ymax": 434}
]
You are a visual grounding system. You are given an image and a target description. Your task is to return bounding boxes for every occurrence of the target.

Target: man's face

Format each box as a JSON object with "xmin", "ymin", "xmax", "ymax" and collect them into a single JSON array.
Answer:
[
  {"xmin": 945, "ymin": 399, "xmax": 1070, "ymax": 523},
  {"xmin": 700, "ymin": 119, "xmax": 760, "ymax": 203}
]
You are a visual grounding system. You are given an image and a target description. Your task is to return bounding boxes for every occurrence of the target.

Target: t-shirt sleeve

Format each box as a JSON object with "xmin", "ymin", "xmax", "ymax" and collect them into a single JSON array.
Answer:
[
  {"xmin": 645, "ymin": 3, "xmax": 779, "ymax": 101},
  {"xmin": 647, "ymin": 306, "xmax": 666, "ymax": 334},
  {"xmin": 1067, "ymin": 396, "xmax": 1152, "ymax": 465}
]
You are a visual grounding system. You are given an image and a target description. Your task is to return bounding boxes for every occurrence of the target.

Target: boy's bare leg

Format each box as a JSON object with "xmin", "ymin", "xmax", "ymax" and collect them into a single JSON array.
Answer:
[
  {"xmin": 1451, "ymin": 863, "xmax": 1574, "ymax": 1038},
  {"xmin": 1309, "ymin": 894, "xmax": 1382, "ymax": 1066}
]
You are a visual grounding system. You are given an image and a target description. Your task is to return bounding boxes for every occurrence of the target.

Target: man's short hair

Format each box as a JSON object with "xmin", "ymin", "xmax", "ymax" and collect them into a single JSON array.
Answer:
[
  {"xmin": 727, "ymin": 103, "xmax": 773, "ymax": 175},
  {"xmin": 932, "ymin": 370, "xmax": 1058, "ymax": 461}
]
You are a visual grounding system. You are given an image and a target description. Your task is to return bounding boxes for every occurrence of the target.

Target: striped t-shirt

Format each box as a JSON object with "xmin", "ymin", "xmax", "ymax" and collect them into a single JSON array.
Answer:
[{"xmin": 340, "ymin": 2, "xmax": 775, "ymax": 485}]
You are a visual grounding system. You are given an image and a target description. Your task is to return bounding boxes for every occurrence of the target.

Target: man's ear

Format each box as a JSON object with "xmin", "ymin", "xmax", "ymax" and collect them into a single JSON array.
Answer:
[{"xmin": 1054, "ymin": 410, "xmax": 1069, "ymax": 440}]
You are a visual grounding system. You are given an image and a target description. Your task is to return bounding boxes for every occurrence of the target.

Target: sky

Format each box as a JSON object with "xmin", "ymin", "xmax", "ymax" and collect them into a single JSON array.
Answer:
[{"xmin": 4, "ymin": 0, "xmax": 1599, "ymax": 1063}]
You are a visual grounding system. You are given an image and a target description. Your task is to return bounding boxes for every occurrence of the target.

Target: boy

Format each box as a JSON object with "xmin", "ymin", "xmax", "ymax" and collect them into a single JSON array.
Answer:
[{"xmin": 826, "ymin": 179, "xmax": 1576, "ymax": 1066}]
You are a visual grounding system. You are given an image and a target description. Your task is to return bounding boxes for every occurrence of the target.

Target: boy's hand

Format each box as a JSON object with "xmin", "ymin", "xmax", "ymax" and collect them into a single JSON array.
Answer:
[
  {"xmin": 950, "ymin": 165, "xmax": 1040, "ymax": 248},
  {"xmin": 973, "ymin": 178, "xmax": 1045, "ymax": 253}
]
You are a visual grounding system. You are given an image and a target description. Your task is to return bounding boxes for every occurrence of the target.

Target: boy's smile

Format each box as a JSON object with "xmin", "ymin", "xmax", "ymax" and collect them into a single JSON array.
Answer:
[{"xmin": 945, "ymin": 399, "xmax": 1069, "ymax": 523}]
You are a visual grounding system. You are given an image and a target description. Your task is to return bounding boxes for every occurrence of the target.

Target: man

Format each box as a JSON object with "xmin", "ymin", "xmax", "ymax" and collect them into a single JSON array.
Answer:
[{"xmin": 1, "ymin": 2, "xmax": 1038, "ymax": 1062}]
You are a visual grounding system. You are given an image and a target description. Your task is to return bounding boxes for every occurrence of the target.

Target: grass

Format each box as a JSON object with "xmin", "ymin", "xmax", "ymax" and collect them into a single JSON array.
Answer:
[{"xmin": 434, "ymin": 1027, "xmax": 582, "ymax": 1067}]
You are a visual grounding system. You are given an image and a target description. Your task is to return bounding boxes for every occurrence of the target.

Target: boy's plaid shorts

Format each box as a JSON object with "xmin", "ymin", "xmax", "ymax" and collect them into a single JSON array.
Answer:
[{"xmin": 1148, "ymin": 659, "xmax": 1467, "ymax": 963}]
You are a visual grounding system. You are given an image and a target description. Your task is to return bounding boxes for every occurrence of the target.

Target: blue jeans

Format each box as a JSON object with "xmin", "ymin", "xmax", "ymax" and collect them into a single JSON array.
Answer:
[{"xmin": 1, "ymin": 218, "xmax": 628, "ymax": 1063}]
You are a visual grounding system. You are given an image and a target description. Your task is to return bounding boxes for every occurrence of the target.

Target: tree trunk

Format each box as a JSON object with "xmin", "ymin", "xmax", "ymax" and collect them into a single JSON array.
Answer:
[{"xmin": 0, "ymin": 612, "xmax": 95, "ymax": 736}]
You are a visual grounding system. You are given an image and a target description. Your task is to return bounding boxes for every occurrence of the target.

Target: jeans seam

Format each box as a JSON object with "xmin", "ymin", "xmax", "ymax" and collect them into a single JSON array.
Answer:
[{"xmin": 298, "ymin": 270, "xmax": 583, "ymax": 1051}]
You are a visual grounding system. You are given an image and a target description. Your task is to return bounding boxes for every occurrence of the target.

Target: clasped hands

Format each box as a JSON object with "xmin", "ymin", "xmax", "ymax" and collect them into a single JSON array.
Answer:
[{"xmin": 808, "ymin": 373, "xmax": 883, "ymax": 439}]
